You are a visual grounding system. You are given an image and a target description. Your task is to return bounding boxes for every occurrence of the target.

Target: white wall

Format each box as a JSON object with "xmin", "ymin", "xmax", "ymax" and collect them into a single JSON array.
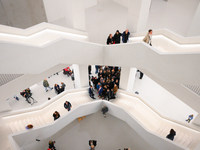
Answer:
[
  {"xmin": 0, "ymin": 0, "xmax": 47, "ymax": 29},
  {"xmin": 146, "ymin": 0, "xmax": 200, "ymax": 37},
  {"xmin": 43, "ymin": 0, "xmax": 97, "ymax": 30},
  {"xmin": 113, "ymin": 0, "xmax": 128, "ymax": 8},
  {"xmin": 187, "ymin": 2, "xmax": 200, "ymax": 37},
  {"xmin": 132, "ymin": 74, "xmax": 198, "ymax": 124}
]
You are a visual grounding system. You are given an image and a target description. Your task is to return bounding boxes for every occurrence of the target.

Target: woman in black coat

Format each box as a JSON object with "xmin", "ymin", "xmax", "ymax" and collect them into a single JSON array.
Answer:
[
  {"xmin": 106, "ymin": 34, "xmax": 113, "ymax": 45},
  {"xmin": 166, "ymin": 129, "xmax": 176, "ymax": 141},
  {"xmin": 113, "ymin": 30, "xmax": 122, "ymax": 44}
]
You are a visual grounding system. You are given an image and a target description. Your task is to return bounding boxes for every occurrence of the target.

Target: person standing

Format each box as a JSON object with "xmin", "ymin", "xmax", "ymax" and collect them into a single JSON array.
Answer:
[
  {"xmin": 143, "ymin": 29, "xmax": 153, "ymax": 46},
  {"xmin": 89, "ymin": 85, "xmax": 96, "ymax": 99},
  {"xmin": 88, "ymin": 65, "xmax": 92, "ymax": 75},
  {"xmin": 122, "ymin": 29, "xmax": 130, "ymax": 43},
  {"xmin": 107, "ymin": 34, "xmax": 114, "ymax": 45},
  {"xmin": 101, "ymin": 106, "xmax": 108, "ymax": 118},
  {"xmin": 64, "ymin": 101, "xmax": 72, "ymax": 111},
  {"xmin": 89, "ymin": 140, "xmax": 97, "ymax": 150},
  {"xmin": 43, "ymin": 79, "xmax": 53, "ymax": 92},
  {"xmin": 113, "ymin": 84, "xmax": 118, "ymax": 95},
  {"xmin": 54, "ymin": 84, "xmax": 60, "ymax": 94},
  {"xmin": 113, "ymin": 30, "xmax": 122, "ymax": 44},
  {"xmin": 60, "ymin": 82, "xmax": 66, "ymax": 93},
  {"xmin": 98, "ymin": 86, "xmax": 103, "ymax": 98},
  {"xmin": 49, "ymin": 140, "xmax": 56, "ymax": 150},
  {"xmin": 186, "ymin": 114, "xmax": 194, "ymax": 123},
  {"xmin": 53, "ymin": 111, "xmax": 60, "ymax": 121},
  {"xmin": 95, "ymin": 65, "xmax": 99, "ymax": 74}
]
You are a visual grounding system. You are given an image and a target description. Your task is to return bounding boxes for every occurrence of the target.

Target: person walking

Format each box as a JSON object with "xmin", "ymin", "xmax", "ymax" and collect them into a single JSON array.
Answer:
[
  {"xmin": 186, "ymin": 114, "xmax": 194, "ymax": 123},
  {"xmin": 43, "ymin": 79, "xmax": 53, "ymax": 92},
  {"xmin": 143, "ymin": 29, "xmax": 153, "ymax": 46}
]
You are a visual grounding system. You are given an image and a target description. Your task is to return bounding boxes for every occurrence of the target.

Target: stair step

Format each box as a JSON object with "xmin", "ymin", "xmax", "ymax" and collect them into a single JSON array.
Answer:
[
  {"xmin": 18, "ymin": 120, "xmax": 25, "ymax": 131},
  {"xmin": 34, "ymin": 116, "xmax": 42, "ymax": 126},
  {"xmin": 38, "ymin": 116, "xmax": 46, "ymax": 125},
  {"xmin": 159, "ymin": 126, "xmax": 168, "ymax": 136},
  {"xmin": 156, "ymin": 125, "xmax": 165, "ymax": 134},
  {"xmin": 26, "ymin": 118, "xmax": 32, "ymax": 124},
  {"xmin": 30, "ymin": 117, "xmax": 38, "ymax": 127},
  {"xmin": 13, "ymin": 121, "xmax": 21, "ymax": 132},
  {"xmin": 8, "ymin": 122, "xmax": 17, "ymax": 133},
  {"xmin": 174, "ymin": 132, "xmax": 184, "ymax": 143},
  {"xmin": 22, "ymin": 119, "xmax": 28, "ymax": 128},
  {"xmin": 183, "ymin": 136, "xmax": 193, "ymax": 147},
  {"xmin": 179, "ymin": 134, "xmax": 189, "ymax": 145}
]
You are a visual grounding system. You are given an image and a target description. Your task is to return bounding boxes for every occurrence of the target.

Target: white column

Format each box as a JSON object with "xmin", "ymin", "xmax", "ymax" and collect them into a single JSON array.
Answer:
[
  {"xmin": 127, "ymin": 0, "xmax": 151, "ymax": 32},
  {"xmin": 120, "ymin": 67, "xmax": 137, "ymax": 92},
  {"xmin": 72, "ymin": 64, "xmax": 89, "ymax": 88},
  {"xmin": 126, "ymin": 68, "xmax": 137, "ymax": 92}
]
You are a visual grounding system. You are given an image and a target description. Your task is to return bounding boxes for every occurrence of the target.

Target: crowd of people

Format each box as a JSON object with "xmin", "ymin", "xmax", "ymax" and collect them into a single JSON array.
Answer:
[
  {"xmin": 89, "ymin": 65, "xmax": 120, "ymax": 100},
  {"xmin": 107, "ymin": 29, "xmax": 130, "ymax": 45}
]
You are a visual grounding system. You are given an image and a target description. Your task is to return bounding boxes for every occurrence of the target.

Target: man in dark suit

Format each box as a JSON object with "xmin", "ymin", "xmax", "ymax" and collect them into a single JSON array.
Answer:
[{"xmin": 64, "ymin": 101, "xmax": 72, "ymax": 111}]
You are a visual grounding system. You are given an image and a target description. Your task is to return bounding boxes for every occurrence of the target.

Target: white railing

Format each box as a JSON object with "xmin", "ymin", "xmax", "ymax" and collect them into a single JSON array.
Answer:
[{"xmin": 9, "ymin": 100, "xmax": 186, "ymax": 150}]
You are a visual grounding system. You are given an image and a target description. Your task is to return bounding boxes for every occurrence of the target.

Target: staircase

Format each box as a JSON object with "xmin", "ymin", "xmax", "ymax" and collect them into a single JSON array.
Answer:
[
  {"xmin": 7, "ymin": 95, "xmax": 92, "ymax": 133},
  {"xmin": 112, "ymin": 96, "xmax": 200, "ymax": 150},
  {"xmin": 8, "ymin": 115, "xmax": 46, "ymax": 133}
]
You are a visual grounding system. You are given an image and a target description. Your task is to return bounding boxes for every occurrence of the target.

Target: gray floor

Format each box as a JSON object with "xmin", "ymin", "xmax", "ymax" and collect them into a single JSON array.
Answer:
[{"xmin": 48, "ymin": 111, "xmax": 155, "ymax": 150}]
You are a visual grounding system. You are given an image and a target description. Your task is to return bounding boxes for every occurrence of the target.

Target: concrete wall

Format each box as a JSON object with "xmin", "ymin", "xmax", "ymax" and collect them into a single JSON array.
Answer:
[{"xmin": 0, "ymin": 0, "xmax": 47, "ymax": 29}]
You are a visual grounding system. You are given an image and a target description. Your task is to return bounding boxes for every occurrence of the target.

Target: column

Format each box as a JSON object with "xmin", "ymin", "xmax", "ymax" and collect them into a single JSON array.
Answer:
[
  {"xmin": 126, "ymin": 68, "xmax": 137, "ymax": 92},
  {"xmin": 127, "ymin": 0, "xmax": 152, "ymax": 32},
  {"xmin": 120, "ymin": 67, "xmax": 137, "ymax": 92},
  {"xmin": 72, "ymin": 64, "xmax": 89, "ymax": 88}
]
